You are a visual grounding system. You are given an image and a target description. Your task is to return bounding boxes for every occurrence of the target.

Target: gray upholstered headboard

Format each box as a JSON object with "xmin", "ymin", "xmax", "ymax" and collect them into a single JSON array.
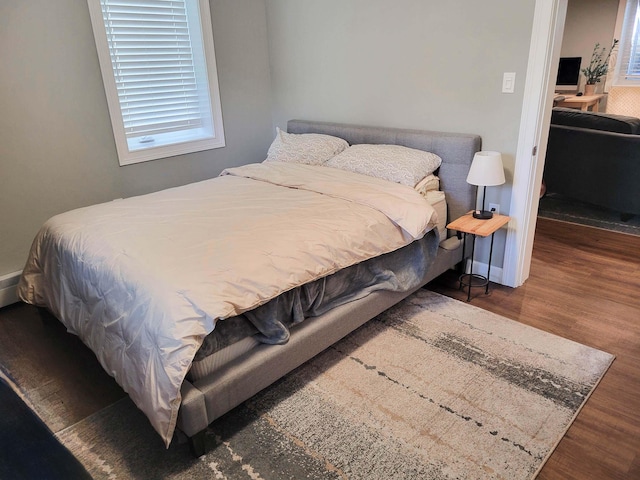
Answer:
[{"xmin": 287, "ymin": 119, "xmax": 481, "ymax": 226}]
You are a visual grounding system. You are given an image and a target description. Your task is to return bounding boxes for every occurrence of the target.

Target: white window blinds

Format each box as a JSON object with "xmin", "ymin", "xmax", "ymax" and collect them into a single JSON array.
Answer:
[
  {"xmin": 103, "ymin": 0, "xmax": 205, "ymax": 137},
  {"xmin": 615, "ymin": 0, "xmax": 640, "ymax": 83},
  {"xmin": 88, "ymin": 0, "xmax": 225, "ymax": 165}
]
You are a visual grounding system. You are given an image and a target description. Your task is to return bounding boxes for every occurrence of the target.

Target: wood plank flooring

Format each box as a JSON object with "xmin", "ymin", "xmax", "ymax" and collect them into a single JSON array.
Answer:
[
  {"xmin": 429, "ymin": 217, "xmax": 640, "ymax": 479},
  {"xmin": 0, "ymin": 304, "xmax": 125, "ymax": 433},
  {"xmin": 0, "ymin": 216, "xmax": 638, "ymax": 478}
]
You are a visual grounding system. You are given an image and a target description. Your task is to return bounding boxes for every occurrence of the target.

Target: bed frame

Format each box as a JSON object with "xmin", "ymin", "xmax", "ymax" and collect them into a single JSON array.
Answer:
[{"xmin": 178, "ymin": 120, "xmax": 481, "ymax": 455}]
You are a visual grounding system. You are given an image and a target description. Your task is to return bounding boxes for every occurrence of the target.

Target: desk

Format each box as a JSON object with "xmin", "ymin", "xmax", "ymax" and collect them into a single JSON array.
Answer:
[
  {"xmin": 556, "ymin": 94, "xmax": 604, "ymax": 112},
  {"xmin": 446, "ymin": 212, "xmax": 510, "ymax": 301}
]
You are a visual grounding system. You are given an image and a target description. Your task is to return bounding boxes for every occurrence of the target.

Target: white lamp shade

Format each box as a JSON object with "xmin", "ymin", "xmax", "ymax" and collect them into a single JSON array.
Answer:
[{"xmin": 466, "ymin": 151, "xmax": 506, "ymax": 186}]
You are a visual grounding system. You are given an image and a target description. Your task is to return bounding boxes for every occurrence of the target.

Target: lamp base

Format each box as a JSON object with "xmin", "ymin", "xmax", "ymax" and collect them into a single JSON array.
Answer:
[{"xmin": 472, "ymin": 209, "xmax": 494, "ymax": 220}]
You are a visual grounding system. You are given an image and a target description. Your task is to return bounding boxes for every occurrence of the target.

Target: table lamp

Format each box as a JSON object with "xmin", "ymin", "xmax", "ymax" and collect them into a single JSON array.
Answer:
[{"xmin": 466, "ymin": 151, "xmax": 505, "ymax": 220}]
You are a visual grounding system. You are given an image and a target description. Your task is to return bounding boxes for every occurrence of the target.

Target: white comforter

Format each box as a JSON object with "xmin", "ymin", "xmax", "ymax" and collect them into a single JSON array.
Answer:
[{"xmin": 17, "ymin": 162, "xmax": 437, "ymax": 446}]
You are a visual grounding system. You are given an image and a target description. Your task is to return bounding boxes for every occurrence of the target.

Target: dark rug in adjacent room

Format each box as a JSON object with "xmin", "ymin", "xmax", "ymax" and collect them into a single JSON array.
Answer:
[
  {"xmin": 0, "ymin": 371, "xmax": 92, "ymax": 480},
  {"xmin": 538, "ymin": 192, "xmax": 640, "ymax": 235}
]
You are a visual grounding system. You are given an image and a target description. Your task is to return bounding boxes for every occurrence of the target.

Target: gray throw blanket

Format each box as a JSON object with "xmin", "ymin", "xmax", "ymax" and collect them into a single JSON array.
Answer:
[{"xmin": 195, "ymin": 231, "xmax": 439, "ymax": 360}]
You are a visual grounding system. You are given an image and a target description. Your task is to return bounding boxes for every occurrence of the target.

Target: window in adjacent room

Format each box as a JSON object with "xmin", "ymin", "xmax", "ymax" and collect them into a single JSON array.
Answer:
[
  {"xmin": 614, "ymin": 0, "xmax": 640, "ymax": 85},
  {"xmin": 87, "ymin": 0, "xmax": 225, "ymax": 166}
]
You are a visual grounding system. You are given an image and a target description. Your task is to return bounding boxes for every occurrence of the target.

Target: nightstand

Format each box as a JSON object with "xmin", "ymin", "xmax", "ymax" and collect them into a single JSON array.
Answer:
[{"xmin": 446, "ymin": 212, "xmax": 511, "ymax": 301}]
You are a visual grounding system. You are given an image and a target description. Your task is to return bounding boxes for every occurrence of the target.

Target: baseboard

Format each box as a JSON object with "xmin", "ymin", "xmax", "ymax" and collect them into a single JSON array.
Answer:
[
  {"xmin": 0, "ymin": 271, "xmax": 22, "ymax": 308},
  {"xmin": 465, "ymin": 260, "xmax": 504, "ymax": 285}
]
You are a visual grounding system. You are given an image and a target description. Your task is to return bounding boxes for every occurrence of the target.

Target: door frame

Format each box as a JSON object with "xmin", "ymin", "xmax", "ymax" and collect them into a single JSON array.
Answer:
[{"xmin": 502, "ymin": 0, "xmax": 568, "ymax": 287}]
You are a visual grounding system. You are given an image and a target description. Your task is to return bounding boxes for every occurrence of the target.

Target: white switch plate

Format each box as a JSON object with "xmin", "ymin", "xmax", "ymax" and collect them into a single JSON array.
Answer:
[{"xmin": 502, "ymin": 72, "xmax": 516, "ymax": 93}]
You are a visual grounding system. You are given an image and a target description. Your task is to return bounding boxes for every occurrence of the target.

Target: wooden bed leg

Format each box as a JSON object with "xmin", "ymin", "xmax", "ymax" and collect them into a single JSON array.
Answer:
[{"xmin": 189, "ymin": 430, "xmax": 207, "ymax": 457}]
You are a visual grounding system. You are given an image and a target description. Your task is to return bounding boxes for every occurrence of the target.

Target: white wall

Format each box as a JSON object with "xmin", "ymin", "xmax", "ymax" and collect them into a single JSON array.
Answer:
[
  {"xmin": 0, "ymin": 0, "xmax": 274, "ymax": 276},
  {"xmin": 265, "ymin": 0, "xmax": 537, "ymax": 268}
]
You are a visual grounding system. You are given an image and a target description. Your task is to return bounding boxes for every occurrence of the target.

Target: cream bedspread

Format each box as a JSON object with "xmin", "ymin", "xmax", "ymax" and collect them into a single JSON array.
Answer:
[{"xmin": 17, "ymin": 162, "xmax": 437, "ymax": 446}]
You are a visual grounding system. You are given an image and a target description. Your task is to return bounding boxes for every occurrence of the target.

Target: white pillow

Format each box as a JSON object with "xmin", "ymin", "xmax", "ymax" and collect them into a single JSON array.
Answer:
[
  {"xmin": 325, "ymin": 144, "xmax": 442, "ymax": 187},
  {"xmin": 265, "ymin": 127, "xmax": 349, "ymax": 165}
]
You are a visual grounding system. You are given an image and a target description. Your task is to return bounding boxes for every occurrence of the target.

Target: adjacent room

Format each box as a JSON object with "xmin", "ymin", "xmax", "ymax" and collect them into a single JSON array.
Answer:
[
  {"xmin": 0, "ymin": 1, "xmax": 638, "ymax": 479},
  {"xmin": 540, "ymin": 0, "xmax": 640, "ymax": 233}
]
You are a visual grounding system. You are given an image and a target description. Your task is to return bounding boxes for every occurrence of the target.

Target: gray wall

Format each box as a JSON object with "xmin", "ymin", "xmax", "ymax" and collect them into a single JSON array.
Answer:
[
  {"xmin": 265, "ymin": 0, "xmax": 536, "ymax": 268},
  {"xmin": 1, "ymin": 0, "xmax": 540, "ymax": 279},
  {"xmin": 0, "ymin": 0, "xmax": 274, "ymax": 275}
]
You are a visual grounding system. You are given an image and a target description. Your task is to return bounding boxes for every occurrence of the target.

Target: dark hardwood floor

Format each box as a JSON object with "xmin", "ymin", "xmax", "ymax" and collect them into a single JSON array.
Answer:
[
  {"xmin": 0, "ymin": 216, "xmax": 638, "ymax": 478},
  {"xmin": 430, "ymin": 217, "xmax": 640, "ymax": 479},
  {"xmin": 0, "ymin": 303, "xmax": 125, "ymax": 433}
]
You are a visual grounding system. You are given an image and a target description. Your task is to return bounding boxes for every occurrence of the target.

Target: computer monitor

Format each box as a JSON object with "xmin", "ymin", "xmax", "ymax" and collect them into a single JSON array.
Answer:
[{"xmin": 556, "ymin": 57, "xmax": 582, "ymax": 92}]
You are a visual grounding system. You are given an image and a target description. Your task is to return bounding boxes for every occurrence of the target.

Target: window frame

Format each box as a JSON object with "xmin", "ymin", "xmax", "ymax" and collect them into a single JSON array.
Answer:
[
  {"xmin": 87, "ymin": 0, "xmax": 225, "ymax": 166},
  {"xmin": 613, "ymin": 0, "xmax": 640, "ymax": 86}
]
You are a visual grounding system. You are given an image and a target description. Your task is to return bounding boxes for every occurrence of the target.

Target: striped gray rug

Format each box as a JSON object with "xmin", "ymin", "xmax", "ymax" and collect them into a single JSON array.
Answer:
[{"xmin": 58, "ymin": 290, "xmax": 613, "ymax": 479}]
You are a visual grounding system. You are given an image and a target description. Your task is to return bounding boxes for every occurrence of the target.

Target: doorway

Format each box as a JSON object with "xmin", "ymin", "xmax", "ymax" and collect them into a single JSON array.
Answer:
[{"xmin": 502, "ymin": 0, "xmax": 568, "ymax": 288}]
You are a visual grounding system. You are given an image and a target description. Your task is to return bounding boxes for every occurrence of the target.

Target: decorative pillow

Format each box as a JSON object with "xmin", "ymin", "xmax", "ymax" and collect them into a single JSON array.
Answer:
[
  {"xmin": 265, "ymin": 127, "xmax": 349, "ymax": 165},
  {"xmin": 414, "ymin": 174, "xmax": 440, "ymax": 196},
  {"xmin": 325, "ymin": 144, "xmax": 442, "ymax": 187}
]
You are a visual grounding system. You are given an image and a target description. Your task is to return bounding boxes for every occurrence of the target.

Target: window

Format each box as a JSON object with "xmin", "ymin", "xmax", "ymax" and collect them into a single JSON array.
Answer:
[
  {"xmin": 87, "ymin": 0, "xmax": 225, "ymax": 166},
  {"xmin": 614, "ymin": 0, "xmax": 640, "ymax": 85}
]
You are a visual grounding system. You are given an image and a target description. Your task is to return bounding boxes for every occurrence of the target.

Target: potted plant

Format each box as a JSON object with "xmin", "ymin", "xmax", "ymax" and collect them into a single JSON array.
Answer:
[{"xmin": 581, "ymin": 39, "xmax": 618, "ymax": 95}]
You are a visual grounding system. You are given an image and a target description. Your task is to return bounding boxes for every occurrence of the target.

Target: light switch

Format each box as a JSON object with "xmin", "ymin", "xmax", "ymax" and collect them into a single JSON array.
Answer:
[{"xmin": 502, "ymin": 72, "xmax": 516, "ymax": 93}]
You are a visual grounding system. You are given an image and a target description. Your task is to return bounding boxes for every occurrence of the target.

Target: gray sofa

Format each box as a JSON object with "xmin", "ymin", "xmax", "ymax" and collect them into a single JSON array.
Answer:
[{"xmin": 544, "ymin": 107, "xmax": 640, "ymax": 217}]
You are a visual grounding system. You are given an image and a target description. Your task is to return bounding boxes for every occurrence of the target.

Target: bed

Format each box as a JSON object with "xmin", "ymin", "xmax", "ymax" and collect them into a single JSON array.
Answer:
[{"xmin": 17, "ymin": 120, "xmax": 480, "ymax": 455}]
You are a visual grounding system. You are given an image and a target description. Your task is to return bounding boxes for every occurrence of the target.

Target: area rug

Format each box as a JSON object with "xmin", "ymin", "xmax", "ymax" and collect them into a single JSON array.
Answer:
[
  {"xmin": 56, "ymin": 290, "xmax": 614, "ymax": 479},
  {"xmin": 0, "ymin": 370, "xmax": 92, "ymax": 479},
  {"xmin": 538, "ymin": 192, "xmax": 640, "ymax": 235}
]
